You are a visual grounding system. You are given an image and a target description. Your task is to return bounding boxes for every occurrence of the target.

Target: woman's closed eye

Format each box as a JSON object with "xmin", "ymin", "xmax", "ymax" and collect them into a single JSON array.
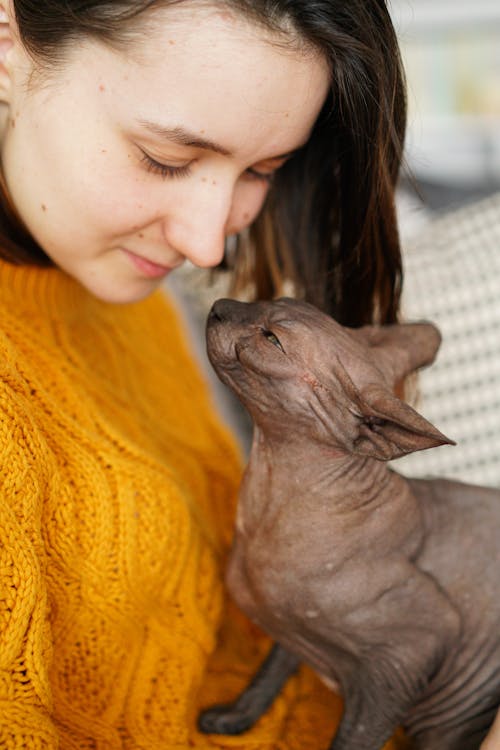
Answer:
[
  {"xmin": 245, "ymin": 167, "xmax": 275, "ymax": 184},
  {"xmin": 137, "ymin": 148, "xmax": 290, "ymax": 182},
  {"xmin": 245, "ymin": 155, "xmax": 290, "ymax": 184},
  {"xmin": 139, "ymin": 149, "xmax": 193, "ymax": 179},
  {"xmin": 141, "ymin": 155, "xmax": 274, "ymax": 182}
]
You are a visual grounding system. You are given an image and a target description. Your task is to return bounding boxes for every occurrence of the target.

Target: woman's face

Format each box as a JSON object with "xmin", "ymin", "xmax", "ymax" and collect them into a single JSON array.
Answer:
[{"xmin": 0, "ymin": 3, "xmax": 329, "ymax": 303}]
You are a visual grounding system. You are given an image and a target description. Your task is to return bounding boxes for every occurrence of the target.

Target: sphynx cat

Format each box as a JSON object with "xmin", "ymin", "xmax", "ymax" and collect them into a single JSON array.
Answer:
[{"xmin": 198, "ymin": 297, "xmax": 500, "ymax": 750}]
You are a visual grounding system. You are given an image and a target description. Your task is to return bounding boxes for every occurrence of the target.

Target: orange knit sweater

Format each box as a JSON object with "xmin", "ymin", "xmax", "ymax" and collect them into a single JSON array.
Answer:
[{"xmin": 0, "ymin": 260, "xmax": 404, "ymax": 749}]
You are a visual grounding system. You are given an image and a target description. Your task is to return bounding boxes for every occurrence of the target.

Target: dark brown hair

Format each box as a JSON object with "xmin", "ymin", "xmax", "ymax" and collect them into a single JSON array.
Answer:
[{"xmin": 3, "ymin": 0, "xmax": 406, "ymax": 326}]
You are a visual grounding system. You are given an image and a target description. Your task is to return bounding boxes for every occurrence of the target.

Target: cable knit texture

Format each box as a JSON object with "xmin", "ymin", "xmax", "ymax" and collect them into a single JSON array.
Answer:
[{"xmin": 0, "ymin": 260, "xmax": 405, "ymax": 749}]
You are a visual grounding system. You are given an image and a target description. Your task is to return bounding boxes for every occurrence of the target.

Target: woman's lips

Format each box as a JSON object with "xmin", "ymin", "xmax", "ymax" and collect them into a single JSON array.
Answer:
[{"xmin": 122, "ymin": 248, "xmax": 174, "ymax": 279}]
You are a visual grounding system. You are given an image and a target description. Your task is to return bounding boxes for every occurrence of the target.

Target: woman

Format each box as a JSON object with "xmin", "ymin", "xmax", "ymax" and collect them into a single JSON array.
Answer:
[{"xmin": 0, "ymin": 0, "xmax": 409, "ymax": 747}]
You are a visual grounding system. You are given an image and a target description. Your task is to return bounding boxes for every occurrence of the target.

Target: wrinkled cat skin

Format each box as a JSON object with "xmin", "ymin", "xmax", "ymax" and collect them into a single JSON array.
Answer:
[{"xmin": 198, "ymin": 298, "xmax": 500, "ymax": 750}]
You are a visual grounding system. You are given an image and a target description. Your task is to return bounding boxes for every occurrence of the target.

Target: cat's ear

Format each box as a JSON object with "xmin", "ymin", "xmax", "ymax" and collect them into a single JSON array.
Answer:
[
  {"xmin": 354, "ymin": 385, "xmax": 454, "ymax": 461},
  {"xmin": 353, "ymin": 322, "xmax": 442, "ymax": 387}
]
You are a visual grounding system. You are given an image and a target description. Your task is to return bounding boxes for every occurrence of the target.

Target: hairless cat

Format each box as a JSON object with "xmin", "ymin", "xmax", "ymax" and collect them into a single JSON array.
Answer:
[{"xmin": 198, "ymin": 297, "xmax": 500, "ymax": 750}]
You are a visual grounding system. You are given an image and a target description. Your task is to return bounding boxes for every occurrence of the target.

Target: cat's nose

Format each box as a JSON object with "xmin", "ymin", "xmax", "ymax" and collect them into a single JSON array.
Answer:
[
  {"xmin": 208, "ymin": 298, "xmax": 253, "ymax": 325},
  {"xmin": 208, "ymin": 301, "xmax": 227, "ymax": 323}
]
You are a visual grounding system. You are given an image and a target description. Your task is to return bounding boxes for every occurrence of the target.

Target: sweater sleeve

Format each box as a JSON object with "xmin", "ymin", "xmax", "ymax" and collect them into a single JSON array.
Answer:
[{"xmin": 0, "ymin": 380, "xmax": 59, "ymax": 748}]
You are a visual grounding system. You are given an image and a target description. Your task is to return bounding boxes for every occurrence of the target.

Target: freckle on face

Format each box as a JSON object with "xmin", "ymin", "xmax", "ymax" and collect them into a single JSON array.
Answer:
[{"xmin": 41, "ymin": 204, "xmax": 47, "ymax": 212}]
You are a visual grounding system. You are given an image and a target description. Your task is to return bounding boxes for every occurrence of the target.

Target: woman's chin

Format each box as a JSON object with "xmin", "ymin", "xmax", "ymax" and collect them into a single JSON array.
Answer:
[{"xmin": 74, "ymin": 270, "xmax": 166, "ymax": 305}]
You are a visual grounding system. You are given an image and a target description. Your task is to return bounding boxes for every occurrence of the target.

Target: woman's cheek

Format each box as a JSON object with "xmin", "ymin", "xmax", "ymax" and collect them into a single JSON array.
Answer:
[{"xmin": 226, "ymin": 179, "xmax": 270, "ymax": 235}]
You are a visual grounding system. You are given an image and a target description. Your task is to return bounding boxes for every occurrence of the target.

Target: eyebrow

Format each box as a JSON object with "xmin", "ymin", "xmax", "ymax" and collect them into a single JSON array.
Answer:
[
  {"xmin": 137, "ymin": 119, "xmax": 301, "ymax": 162},
  {"xmin": 137, "ymin": 120, "xmax": 233, "ymax": 156}
]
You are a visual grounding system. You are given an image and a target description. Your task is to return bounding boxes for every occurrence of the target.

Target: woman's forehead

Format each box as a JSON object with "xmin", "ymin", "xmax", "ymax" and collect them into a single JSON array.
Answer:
[{"xmin": 63, "ymin": 2, "xmax": 330, "ymax": 161}]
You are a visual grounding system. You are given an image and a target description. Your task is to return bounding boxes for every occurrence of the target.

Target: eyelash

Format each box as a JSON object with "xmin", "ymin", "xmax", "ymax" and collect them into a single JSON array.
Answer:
[
  {"xmin": 246, "ymin": 168, "xmax": 275, "ymax": 184},
  {"xmin": 139, "ymin": 150, "xmax": 275, "ymax": 183},
  {"xmin": 140, "ymin": 151, "xmax": 192, "ymax": 180}
]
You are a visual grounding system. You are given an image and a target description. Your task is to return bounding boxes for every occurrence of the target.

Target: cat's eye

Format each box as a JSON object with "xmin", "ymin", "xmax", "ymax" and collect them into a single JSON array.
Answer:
[{"xmin": 261, "ymin": 329, "xmax": 285, "ymax": 353}]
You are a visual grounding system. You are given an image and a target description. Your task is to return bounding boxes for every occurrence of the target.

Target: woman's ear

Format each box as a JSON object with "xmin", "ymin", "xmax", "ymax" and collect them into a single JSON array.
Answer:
[{"xmin": 0, "ymin": 2, "xmax": 17, "ymax": 104}]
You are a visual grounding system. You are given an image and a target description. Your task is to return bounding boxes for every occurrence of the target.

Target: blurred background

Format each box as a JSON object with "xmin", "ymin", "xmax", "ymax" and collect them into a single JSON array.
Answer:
[{"xmin": 390, "ymin": 0, "xmax": 500, "ymax": 232}]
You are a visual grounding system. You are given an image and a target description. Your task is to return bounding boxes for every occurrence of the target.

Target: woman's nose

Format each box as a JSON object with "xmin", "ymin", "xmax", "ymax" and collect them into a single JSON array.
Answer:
[{"xmin": 163, "ymin": 186, "xmax": 232, "ymax": 268}]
